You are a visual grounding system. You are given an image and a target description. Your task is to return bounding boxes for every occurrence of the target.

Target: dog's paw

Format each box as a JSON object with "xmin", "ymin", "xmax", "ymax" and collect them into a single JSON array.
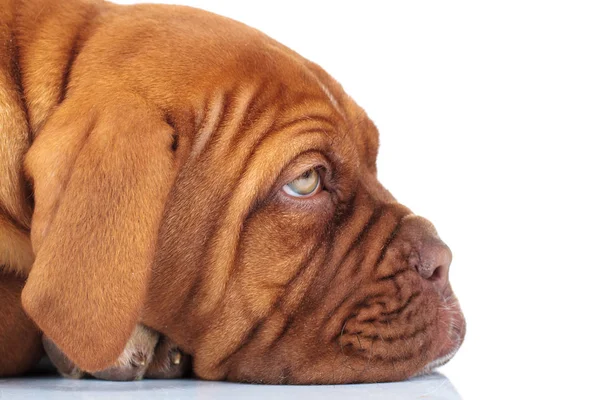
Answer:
[
  {"xmin": 43, "ymin": 324, "xmax": 159, "ymax": 381},
  {"xmin": 90, "ymin": 324, "xmax": 159, "ymax": 381},
  {"xmin": 42, "ymin": 335, "xmax": 85, "ymax": 379},
  {"xmin": 145, "ymin": 336, "xmax": 191, "ymax": 379}
]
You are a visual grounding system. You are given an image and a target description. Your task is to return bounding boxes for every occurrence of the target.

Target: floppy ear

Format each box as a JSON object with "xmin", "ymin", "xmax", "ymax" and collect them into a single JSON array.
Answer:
[{"xmin": 21, "ymin": 97, "xmax": 177, "ymax": 372}]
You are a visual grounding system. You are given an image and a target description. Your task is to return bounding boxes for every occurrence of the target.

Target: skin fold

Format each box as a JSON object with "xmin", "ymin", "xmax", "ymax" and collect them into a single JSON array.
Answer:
[{"xmin": 0, "ymin": 0, "xmax": 465, "ymax": 382}]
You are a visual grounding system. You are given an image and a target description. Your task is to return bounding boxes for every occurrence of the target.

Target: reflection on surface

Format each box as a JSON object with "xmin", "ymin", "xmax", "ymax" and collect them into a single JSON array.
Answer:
[{"xmin": 0, "ymin": 372, "xmax": 461, "ymax": 400}]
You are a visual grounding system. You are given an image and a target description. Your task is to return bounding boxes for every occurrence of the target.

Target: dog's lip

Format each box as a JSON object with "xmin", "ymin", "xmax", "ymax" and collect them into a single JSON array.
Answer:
[
  {"xmin": 419, "ymin": 343, "xmax": 461, "ymax": 376},
  {"xmin": 418, "ymin": 308, "xmax": 466, "ymax": 376}
]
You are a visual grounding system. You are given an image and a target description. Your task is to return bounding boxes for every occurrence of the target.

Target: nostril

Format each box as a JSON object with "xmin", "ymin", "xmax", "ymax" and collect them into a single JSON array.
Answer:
[{"xmin": 428, "ymin": 265, "xmax": 444, "ymax": 282}]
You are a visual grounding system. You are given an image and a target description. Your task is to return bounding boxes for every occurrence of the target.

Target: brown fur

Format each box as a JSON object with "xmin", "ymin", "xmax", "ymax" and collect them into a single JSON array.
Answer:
[{"xmin": 0, "ymin": 0, "xmax": 465, "ymax": 382}]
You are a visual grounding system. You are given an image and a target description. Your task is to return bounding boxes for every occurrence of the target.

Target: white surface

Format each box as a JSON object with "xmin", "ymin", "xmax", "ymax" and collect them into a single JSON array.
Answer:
[
  {"xmin": 6, "ymin": 1, "xmax": 600, "ymax": 399},
  {"xmin": 0, "ymin": 373, "xmax": 460, "ymax": 400}
]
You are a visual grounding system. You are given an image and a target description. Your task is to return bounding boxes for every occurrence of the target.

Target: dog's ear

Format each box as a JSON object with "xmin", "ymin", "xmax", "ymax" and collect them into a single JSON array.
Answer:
[{"xmin": 21, "ymin": 96, "xmax": 177, "ymax": 372}]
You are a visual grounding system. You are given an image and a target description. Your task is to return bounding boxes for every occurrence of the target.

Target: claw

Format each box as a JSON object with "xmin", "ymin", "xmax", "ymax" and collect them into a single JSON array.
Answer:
[
  {"xmin": 171, "ymin": 351, "xmax": 182, "ymax": 365},
  {"xmin": 145, "ymin": 338, "xmax": 191, "ymax": 379}
]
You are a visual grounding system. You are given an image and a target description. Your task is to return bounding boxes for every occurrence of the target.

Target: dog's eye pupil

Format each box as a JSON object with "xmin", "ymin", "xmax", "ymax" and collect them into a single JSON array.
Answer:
[{"xmin": 283, "ymin": 168, "xmax": 321, "ymax": 197}]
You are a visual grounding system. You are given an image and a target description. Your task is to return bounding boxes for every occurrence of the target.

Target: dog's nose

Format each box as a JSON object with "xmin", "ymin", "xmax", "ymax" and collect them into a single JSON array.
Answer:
[{"xmin": 416, "ymin": 239, "xmax": 452, "ymax": 293}]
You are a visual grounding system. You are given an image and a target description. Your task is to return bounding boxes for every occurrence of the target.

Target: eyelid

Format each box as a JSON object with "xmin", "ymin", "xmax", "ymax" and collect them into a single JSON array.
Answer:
[{"xmin": 277, "ymin": 153, "xmax": 330, "ymax": 187}]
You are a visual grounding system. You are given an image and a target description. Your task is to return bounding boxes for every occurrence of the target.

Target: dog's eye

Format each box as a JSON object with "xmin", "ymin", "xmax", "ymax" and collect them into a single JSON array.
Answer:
[{"xmin": 283, "ymin": 168, "xmax": 322, "ymax": 197}]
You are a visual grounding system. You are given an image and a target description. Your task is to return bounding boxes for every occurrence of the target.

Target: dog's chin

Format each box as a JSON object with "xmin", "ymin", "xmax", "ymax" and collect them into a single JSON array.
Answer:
[{"xmin": 415, "ymin": 294, "xmax": 466, "ymax": 378}]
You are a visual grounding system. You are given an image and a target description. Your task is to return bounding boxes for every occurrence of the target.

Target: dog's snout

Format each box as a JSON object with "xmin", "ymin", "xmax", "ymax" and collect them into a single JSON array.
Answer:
[
  {"xmin": 416, "ymin": 240, "xmax": 452, "ymax": 293},
  {"xmin": 394, "ymin": 214, "xmax": 452, "ymax": 293}
]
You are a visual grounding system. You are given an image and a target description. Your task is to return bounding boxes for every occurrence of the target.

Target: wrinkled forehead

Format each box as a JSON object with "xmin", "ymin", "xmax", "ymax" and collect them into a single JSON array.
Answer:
[
  {"xmin": 292, "ymin": 57, "xmax": 381, "ymax": 173},
  {"xmin": 255, "ymin": 44, "xmax": 380, "ymax": 165},
  {"xmin": 191, "ymin": 42, "xmax": 381, "ymax": 175}
]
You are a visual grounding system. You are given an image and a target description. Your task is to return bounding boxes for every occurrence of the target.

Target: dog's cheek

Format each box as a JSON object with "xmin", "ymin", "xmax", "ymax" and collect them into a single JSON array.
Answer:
[{"xmin": 234, "ymin": 201, "xmax": 330, "ymax": 313}]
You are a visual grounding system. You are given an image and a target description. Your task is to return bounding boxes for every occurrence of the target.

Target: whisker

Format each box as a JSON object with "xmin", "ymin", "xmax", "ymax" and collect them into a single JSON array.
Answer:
[
  {"xmin": 339, "ymin": 320, "xmax": 348, "ymax": 355},
  {"xmin": 338, "ymin": 320, "xmax": 360, "ymax": 372}
]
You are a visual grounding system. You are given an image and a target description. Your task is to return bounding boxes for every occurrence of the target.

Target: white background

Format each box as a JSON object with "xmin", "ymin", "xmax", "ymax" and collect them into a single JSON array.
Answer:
[{"xmin": 113, "ymin": 1, "xmax": 600, "ymax": 398}]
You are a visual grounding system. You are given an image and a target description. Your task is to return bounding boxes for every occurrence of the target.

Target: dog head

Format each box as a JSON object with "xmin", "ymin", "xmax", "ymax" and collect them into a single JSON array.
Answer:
[{"xmin": 21, "ymin": 2, "xmax": 464, "ymax": 383}]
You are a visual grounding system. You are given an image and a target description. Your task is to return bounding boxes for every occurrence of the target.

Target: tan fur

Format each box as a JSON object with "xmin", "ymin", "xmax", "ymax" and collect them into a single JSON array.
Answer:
[
  {"xmin": 0, "ymin": 215, "xmax": 33, "ymax": 275},
  {"xmin": 0, "ymin": 0, "xmax": 465, "ymax": 382},
  {"xmin": 0, "ymin": 272, "xmax": 43, "ymax": 376}
]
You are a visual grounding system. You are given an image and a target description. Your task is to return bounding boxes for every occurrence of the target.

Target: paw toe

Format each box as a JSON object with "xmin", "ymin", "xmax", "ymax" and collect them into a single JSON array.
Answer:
[
  {"xmin": 145, "ymin": 337, "xmax": 191, "ymax": 379},
  {"xmin": 90, "ymin": 360, "xmax": 147, "ymax": 381},
  {"xmin": 42, "ymin": 336, "xmax": 84, "ymax": 379}
]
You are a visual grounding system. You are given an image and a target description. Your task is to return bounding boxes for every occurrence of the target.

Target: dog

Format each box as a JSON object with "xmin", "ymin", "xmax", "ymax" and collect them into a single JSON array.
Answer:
[{"xmin": 0, "ymin": 0, "xmax": 465, "ymax": 383}]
